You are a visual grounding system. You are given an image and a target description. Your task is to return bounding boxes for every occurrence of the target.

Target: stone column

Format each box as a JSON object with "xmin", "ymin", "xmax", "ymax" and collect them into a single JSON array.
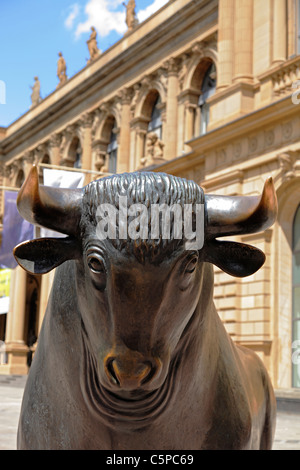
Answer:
[
  {"xmin": 233, "ymin": 0, "xmax": 253, "ymax": 82},
  {"xmin": 272, "ymin": 0, "xmax": 287, "ymax": 65},
  {"xmin": 4, "ymin": 268, "xmax": 17, "ymax": 344},
  {"xmin": 49, "ymin": 133, "xmax": 62, "ymax": 165},
  {"xmin": 287, "ymin": 0, "xmax": 296, "ymax": 58},
  {"xmin": 217, "ymin": 0, "xmax": 234, "ymax": 89},
  {"xmin": 22, "ymin": 151, "xmax": 35, "ymax": 178},
  {"xmin": 117, "ymin": 88, "xmax": 132, "ymax": 173},
  {"xmin": 185, "ymin": 103, "xmax": 196, "ymax": 143},
  {"xmin": 80, "ymin": 112, "xmax": 94, "ymax": 183},
  {"xmin": 164, "ymin": 58, "xmax": 180, "ymax": 159},
  {"xmin": 136, "ymin": 129, "xmax": 147, "ymax": 167},
  {"xmin": 5, "ymin": 267, "xmax": 28, "ymax": 374}
]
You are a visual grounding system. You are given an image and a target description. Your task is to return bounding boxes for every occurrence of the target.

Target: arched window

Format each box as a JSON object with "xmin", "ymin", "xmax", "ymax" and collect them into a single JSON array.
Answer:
[
  {"xmin": 147, "ymin": 94, "xmax": 162, "ymax": 139},
  {"xmin": 292, "ymin": 204, "xmax": 300, "ymax": 387},
  {"xmin": 67, "ymin": 136, "xmax": 82, "ymax": 168},
  {"xmin": 107, "ymin": 124, "xmax": 118, "ymax": 174},
  {"xmin": 198, "ymin": 62, "xmax": 216, "ymax": 136},
  {"xmin": 99, "ymin": 116, "xmax": 118, "ymax": 174}
]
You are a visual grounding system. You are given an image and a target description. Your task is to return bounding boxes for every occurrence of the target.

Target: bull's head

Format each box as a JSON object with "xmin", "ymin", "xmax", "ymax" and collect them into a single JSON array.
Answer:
[{"xmin": 14, "ymin": 167, "xmax": 277, "ymax": 393}]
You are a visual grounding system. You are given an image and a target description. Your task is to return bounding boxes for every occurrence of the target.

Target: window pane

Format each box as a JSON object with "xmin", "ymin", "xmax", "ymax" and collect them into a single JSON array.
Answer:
[
  {"xmin": 293, "ymin": 286, "xmax": 300, "ymax": 321},
  {"xmin": 293, "ymin": 254, "xmax": 300, "ymax": 285},
  {"xmin": 293, "ymin": 205, "xmax": 300, "ymax": 250},
  {"xmin": 108, "ymin": 149, "xmax": 117, "ymax": 173}
]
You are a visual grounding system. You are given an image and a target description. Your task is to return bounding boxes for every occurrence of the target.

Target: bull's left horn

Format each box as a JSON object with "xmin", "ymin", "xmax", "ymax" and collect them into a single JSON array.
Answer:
[
  {"xmin": 205, "ymin": 177, "xmax": 277, "ymax": 239},
  {"xmin": 17, "ymin": 165, "xmax": 83, "ymax": 236}
]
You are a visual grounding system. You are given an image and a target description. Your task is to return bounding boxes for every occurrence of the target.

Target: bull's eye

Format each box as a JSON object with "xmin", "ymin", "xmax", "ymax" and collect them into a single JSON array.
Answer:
[
  {"xmin": 87, "ymin": 256, "xmax": 105, "ymax": 274},
  {"xmin": 184, "ymin": 254, "xmax": 198, "ymax": 274}
]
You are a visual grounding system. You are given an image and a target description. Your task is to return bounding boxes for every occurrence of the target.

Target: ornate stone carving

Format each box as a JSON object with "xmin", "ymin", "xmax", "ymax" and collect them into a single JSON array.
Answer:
[
  {"xmin": 191, "ymin": 41, "xmax": 205, "ymax": 58},
  {"xmin": 22, "ymin": 150, "xmax": 35, "ymax": 165},
  {"xmin": 130, "ymin": 83, "xmax": 141, "ymax": 118},
  {"xmin": 163, "ymin": 57, "xmax": 180, "ymax": 76},
  {"xmin": 248, "ymin": 136, "xmax": 258, "ymax": 154},
  {"xmin": 264, "ymin": 129, "xmax": 275, "ymax": 147},
  {"xmin": 49, "ymin": 133, "xmax": 62, "ymax": 148},
  {"xmin": 92, "ymin": 139, "xmax": 108, "ymax": 172},
  {"xmin": 178, "ymin": 54, "xmax": 191, "ymax": 91},
  {"xmin": 79, "ymin": 112, "xmax": 94, "ymax": 129},
  {"xmin": 140, "ymin": 132, "xmax": 165, "ymax": 167},
  {"xmin": 282, "ymin": 121, "xmax": 293, "ymax": 140},
  {"xmin": 277, "ymin": 151, "xmax": 298, "ymax": 180}
]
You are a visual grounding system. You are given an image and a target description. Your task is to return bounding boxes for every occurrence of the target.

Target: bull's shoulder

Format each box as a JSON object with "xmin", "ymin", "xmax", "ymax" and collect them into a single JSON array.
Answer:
[
  {"xmin": 201, "ymin": 363, "xmax": 253, "ymax": 449},
  {"xmin": 235, "ymin": 343, "xmax": 275, "ymax": 403}
]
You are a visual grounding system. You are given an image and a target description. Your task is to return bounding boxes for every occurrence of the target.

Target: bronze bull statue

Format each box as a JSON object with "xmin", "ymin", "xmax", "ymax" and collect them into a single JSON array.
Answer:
[{"xmin": 14, "ymin": 167, "xmax": 277, "ymax": 449}]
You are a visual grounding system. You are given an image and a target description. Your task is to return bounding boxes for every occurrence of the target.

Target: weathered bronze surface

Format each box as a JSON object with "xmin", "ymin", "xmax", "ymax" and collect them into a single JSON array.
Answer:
[{"xmin": 14, "ymin": 167, "xmax": 277, "ymax": 450}]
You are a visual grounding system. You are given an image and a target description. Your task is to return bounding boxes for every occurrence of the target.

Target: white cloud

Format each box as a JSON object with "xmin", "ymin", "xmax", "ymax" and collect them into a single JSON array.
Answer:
[
  {"xmin": 74, "ymin": 0, "xmax": 126, "ymax": 38},
  {"xmin": 68, "ymin": 0, "xmax": 169, "ymax": 40},
  {"xmin": 137, "ymin": 0, "xmax": 169, "ymax": 23},
  {"xmin": 65, "ymin": 4, "xmax": 80, "ymax": 30}
]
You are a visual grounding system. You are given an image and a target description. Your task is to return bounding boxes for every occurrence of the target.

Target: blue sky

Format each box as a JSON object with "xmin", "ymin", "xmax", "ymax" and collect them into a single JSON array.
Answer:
[{"xmin": 0, "ymin": 0, "xmax": 168, "ymax": 127}]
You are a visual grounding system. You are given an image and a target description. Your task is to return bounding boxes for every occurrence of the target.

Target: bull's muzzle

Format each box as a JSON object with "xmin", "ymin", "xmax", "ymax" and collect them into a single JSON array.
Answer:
[{"xmin": 104, "ymin": 349, "xmax": 161, "ymax": 391}]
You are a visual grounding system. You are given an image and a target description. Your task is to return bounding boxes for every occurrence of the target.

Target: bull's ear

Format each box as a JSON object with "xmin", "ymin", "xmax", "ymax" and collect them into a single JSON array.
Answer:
[
  {"xmin": 203, "ymin": 240, "xmax": 265, "ymax": 277},
  {"xmin": 13, "ymin": 237, "xmax": 80, "ymax": 274}
]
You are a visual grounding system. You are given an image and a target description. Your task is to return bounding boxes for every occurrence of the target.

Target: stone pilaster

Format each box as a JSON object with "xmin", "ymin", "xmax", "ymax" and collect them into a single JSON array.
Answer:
[
  {"xmin": 272, "ymin": 0, "xmax": 287, "ymax": 65},
  {"xmin": 217, "ymin": 0, "xmax": 234, "ymax": 89},
  {"xmin": 5, "ymin": 267, "xmax": 28, "ymax": 375},
  {"xmin": 79, "ymin": 113, "xmax": 94, "ymax": 177},
  {"xmin": 233, "ymin": 0, "xmax": 253, "ymax": 83},
  {"xmin": 164, "ymin": 57, "xmax": 180, "ymax": 159},
  {"xmin": 118, "ymin": 87, "xmax": 133, "ymax": 173},
  {"xmin": 49, "ymin": 133, "xmax": 62, "ymax": 165}
]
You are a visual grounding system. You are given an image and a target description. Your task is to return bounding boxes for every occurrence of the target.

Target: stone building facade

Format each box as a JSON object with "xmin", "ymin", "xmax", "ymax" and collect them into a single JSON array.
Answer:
[{"xmin": 0, "ymin": 0, "xmax": 299, "ymax": 390}]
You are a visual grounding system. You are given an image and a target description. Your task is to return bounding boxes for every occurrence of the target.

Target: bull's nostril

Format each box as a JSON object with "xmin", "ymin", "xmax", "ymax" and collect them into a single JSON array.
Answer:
[
  {"xmin": 106, "ymin": 359, "xmax": 120, "ymax": 386},
  {"xmin": 140, "ymin": 361, "xmax": 156, "ymax": 385}
]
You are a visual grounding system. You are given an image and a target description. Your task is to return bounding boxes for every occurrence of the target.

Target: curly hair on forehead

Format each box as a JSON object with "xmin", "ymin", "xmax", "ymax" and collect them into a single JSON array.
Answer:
[{"xmin": 81, "ymin": 172, "xmax": 204, "ymax": 264}]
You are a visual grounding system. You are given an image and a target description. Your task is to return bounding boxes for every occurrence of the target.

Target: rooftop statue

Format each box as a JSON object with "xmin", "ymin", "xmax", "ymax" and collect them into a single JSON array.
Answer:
[
  {"xmin": 57, "ymin": 52, "xmax": 67, "ymax": 88},
  {"xmin": 123, "ymin": 0, "xmax": 139, "ymax": 32},
  {"xmin": 30, "ymin": 76, "xmax": 41, "ymax": 108},
  {"xmin": 87, "ymin": 26, "xmax": 100, "ymax": 63},
  {"xmin": 15, "ymin": 167, "xmax": 277, "ymax": 450}
]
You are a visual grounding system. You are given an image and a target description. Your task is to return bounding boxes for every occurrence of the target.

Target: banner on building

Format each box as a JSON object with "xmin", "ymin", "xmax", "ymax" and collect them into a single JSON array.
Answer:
[
  {"xmin": 40, "ymin": 169, "xmax": 85, "ymax": 238},
  {"xmin": 0, "ymin": 191, "xmax": 34, "ymax": 270},
  {"xmin": 0, "ymin": 268, "xmax": 11, "ymax": 314}
]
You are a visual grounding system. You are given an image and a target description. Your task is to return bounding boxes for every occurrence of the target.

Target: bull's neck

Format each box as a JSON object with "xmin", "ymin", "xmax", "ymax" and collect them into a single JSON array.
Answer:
[{"xmin": 171, "ymin": 263, "xmax": 220, "ymax": 401}]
